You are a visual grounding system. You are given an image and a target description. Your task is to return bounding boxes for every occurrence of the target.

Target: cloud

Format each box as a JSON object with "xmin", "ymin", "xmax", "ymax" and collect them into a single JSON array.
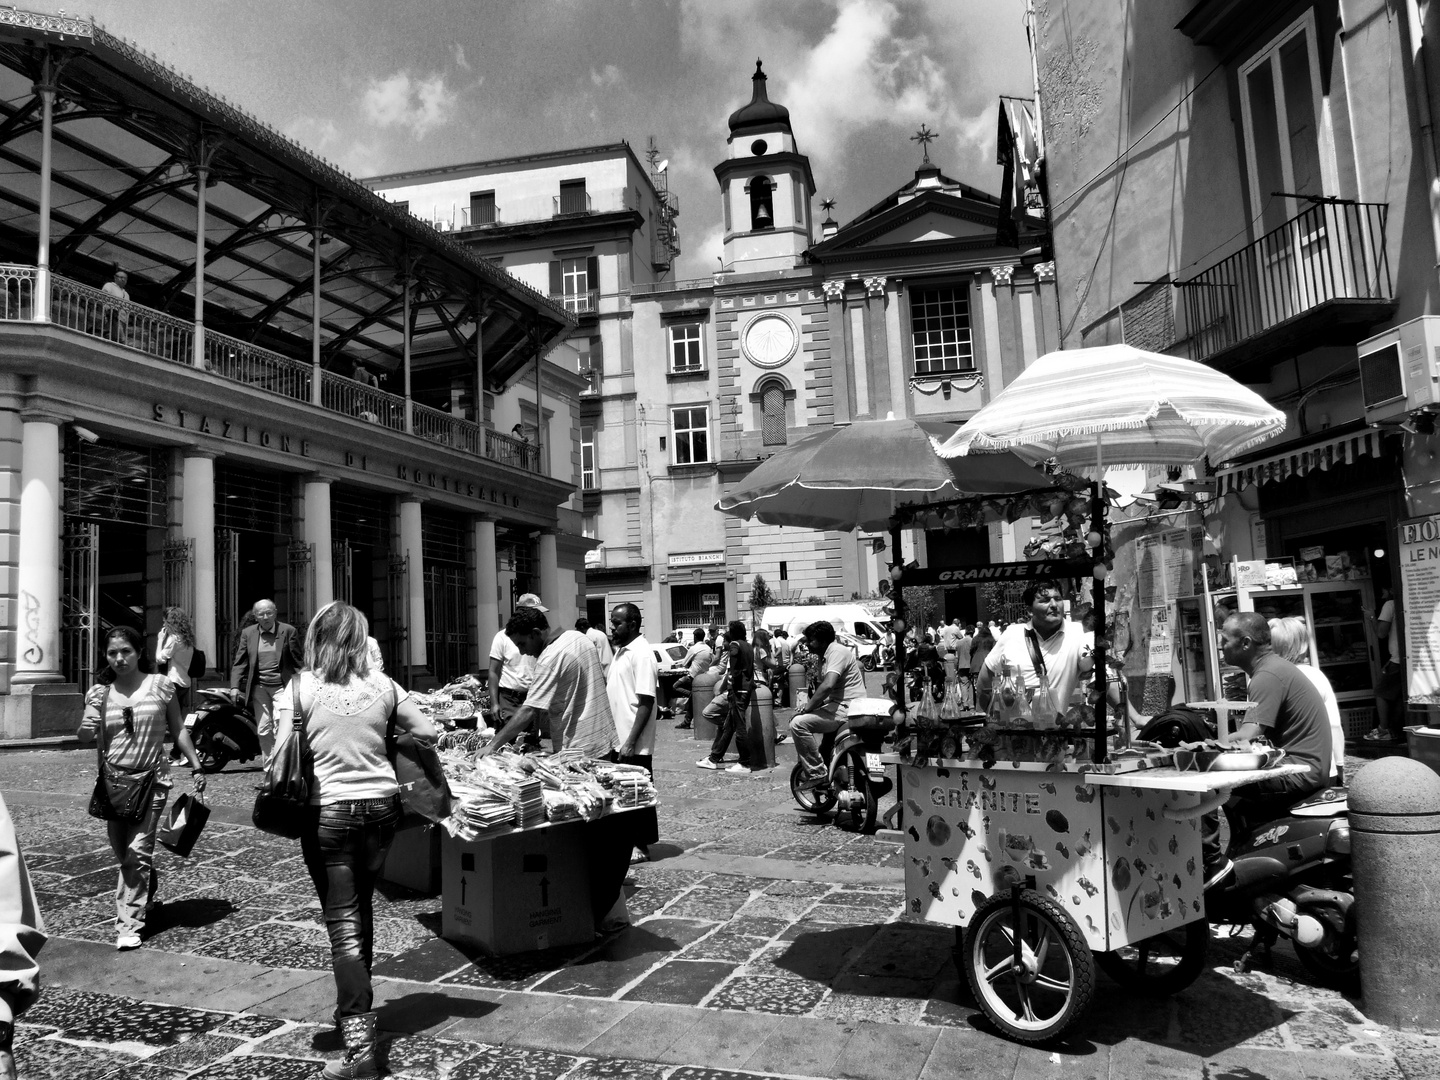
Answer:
[
  {"xmin": 362, "ymin": 71, "xmax": 458, "ymax": 138},
  {"xmin": 453, "ymin": 43, "xmax": 470, "ymax": 71},
  {"xmin": 590, "ymin": 64, "xmax": 623, "ymax": 88}
]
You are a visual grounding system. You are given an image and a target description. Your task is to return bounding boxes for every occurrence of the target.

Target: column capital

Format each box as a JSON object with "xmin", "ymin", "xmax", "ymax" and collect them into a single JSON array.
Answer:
[
  {"xmin": 863, "ymin": 275, "xmax": 887, "ymax": 298},
  {"xmin": 1034, "ymin": 261, "xmax": 1056, "ymax": 281},
  {"xmin": 399, "ymin": 495, "xmax": 424, "ymax": 507},
  {"xmin": 19, "ymin": 410, "xmax": 69, "ymax": 427},
  {"xmin": 991, "ymin": 264, "xmax": 1016, "ymax": 286},
  {"xmin": 822, "ymin": 279, "xmax": 847, "ymax": 303},
  {"xmin": 182, "ymin": 449, "xmax": 218, "ymax": 461},
  {"xmin": 301, "ymin": 472, "xmax": 337, "ymax": 486}
]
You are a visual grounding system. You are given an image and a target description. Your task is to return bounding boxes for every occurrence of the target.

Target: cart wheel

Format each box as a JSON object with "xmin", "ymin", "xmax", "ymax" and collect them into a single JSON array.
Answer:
[
  {"xmin": 790, "ymin": 761, "xmax": 837, "ymax": 815},
  {"xmin": 1097, "ymin": 920, "xmax": 1209, "ymax": 996},
  {"xmin": 964, "ymin": 889, "xmax": 1095, "ymax": 1044},
  {"xmin": 833, "ymin": 747, "xmax": 877, "ymax": 833}
]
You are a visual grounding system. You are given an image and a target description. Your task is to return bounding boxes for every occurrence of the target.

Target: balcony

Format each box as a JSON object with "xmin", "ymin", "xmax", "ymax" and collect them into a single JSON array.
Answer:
[
  {"xmin": 551, "ymin": 289, "xmax": 601, "ymax": 316},
  {"xmin": 0, "ymin": 264, "xmax": 540, "ymax": 473},
  {"xmin": 1179, "ymin": 199, "xmax": 1395, "ymax": 376}
]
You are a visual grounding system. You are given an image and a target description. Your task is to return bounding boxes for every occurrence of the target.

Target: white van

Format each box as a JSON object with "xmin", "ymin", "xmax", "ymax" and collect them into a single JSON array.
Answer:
[{"xmin": 760, "ymin": 604, "xmax": 889, "ymax": 667}]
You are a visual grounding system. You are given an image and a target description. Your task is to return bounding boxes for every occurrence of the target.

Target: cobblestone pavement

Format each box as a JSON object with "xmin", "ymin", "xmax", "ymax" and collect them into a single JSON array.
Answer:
[{"xmin": 2, "ymin": 695, "xmax": 1437, "ymax": 1078}]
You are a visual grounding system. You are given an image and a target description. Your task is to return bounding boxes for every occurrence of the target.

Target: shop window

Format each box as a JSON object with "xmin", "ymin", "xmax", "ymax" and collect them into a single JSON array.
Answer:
[
  {"xmin": 672, "ymin": 406, "xmax": 710, "ymax": 465},
  {"xmin": 1239, "ymin": 13, "xmax": 1330, "ymax": 236},
  {"xmin": 469, "ymin": 189, "xmax": 496, "ymax": 226},
  {"xmin": 669, "ymin": 323, "xmax": 704, "ymax": 372},
  {"xmin": 581, "ymin": 425, "xmax": 596, "ymax": 489},
  {"xmin": 910, "ymin": 287, "xmax": 974, "ymax": 374}
]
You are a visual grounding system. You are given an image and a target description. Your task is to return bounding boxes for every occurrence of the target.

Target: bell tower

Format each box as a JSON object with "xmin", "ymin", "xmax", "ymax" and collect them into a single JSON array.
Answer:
[{"xmin": 715, "ymin": 60, "xmax": 816, "ymax": 273}]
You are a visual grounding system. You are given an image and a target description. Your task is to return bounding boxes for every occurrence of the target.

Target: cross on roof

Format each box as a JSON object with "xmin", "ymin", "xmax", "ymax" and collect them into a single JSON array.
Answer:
[{"xmin": 911, "ymin": 124, "xmax": 937, "ymax": 165}]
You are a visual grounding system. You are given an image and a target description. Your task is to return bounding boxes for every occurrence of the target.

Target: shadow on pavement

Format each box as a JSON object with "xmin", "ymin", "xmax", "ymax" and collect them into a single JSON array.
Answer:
[
  {"xmin": 379, "ymin": 990, "xmax": 499, "ymax": 1035},
  {"xmin": 141, "ymin": 896, "xmax": 236, "ymax": 939}
]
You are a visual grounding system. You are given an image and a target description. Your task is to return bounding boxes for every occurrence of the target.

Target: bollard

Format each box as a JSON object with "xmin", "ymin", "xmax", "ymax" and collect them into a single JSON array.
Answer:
[
  {"xmin": 746, "ymin": 683, "xmax": 777, "ymax": 769},
  {"xmin": 788, "ymin": 664, "xmax": 808, "ymax": 711},
  {"xmin": 1350, "ymin": 756, "xmax": 1440, "ymax": 1032},
  {"xmin": 691, "ymin": 669, "xmax": 722, "ymax": 741}
]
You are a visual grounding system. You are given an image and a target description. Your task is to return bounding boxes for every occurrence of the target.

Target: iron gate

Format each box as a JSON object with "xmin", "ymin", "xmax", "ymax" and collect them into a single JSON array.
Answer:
[
  {"xmin": 216, "ymin": 528, "xmax": 239, "ymax": 670},
  {"xmin": 162, "ymin": 537, "xmax": 195, "ymax": 614},
  {"xmin": 61, "ymin": 520, "xmax": 99, "ymax": 689},
  {"xmin": 423, "ymin": 564, "xmax": 469, "ymax": 685},
  {"xmin": 386, "ymin": 553, "xmax": 410, "ymax": 687},
  {"xmin": 286, "ymin": 541, "xmax": 314, "ymax": 627},
  {"xmin": 332, "ymin": 540, "xmax": 353, "ymax": 605}
]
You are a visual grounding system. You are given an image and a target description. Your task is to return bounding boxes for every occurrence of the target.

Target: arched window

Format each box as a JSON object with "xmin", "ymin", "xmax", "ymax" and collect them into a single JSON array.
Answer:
[
  {"xmin": 749, "ymin": 176, "xmax": 774, "ymax": 231},
  {"xmin": 761, "ymin": 380, "xmax": 787, "ymax": 445}
]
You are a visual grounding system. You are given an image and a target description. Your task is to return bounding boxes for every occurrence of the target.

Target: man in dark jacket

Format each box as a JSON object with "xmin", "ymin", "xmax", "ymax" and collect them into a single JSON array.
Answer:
[{"xmin": 230, "ymin": 598, "xmax": 302, "ymax": 758}]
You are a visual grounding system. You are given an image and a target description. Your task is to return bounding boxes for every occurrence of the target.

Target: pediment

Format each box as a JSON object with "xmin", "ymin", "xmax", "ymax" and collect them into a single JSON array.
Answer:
[{"xmin": 859, "ymin": 209, "xmax": 995, "ymax": 246}]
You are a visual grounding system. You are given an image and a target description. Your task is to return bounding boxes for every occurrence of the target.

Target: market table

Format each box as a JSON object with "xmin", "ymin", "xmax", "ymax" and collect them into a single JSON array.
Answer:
[
  {"xmin": 439, "ymin": 802, "xmax": 656, "ymax": 956},
  {"xmin": 882, "ymin": 751, "xmax": 1309, "ymax": 1040}
]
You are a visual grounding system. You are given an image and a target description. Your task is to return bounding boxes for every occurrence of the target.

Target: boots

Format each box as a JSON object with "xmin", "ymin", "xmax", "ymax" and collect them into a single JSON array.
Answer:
[{"xmin": 323, "ymin": 1011, "xmax": 379, "ymax": 1079}]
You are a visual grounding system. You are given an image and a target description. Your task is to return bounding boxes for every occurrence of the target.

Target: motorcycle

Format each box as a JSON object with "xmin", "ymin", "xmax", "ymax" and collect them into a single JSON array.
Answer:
[
  {"xmin": 188, "ymin": 687, "xmax": 262, "ymax": 773},
  {"xmin": 1099, "ymin": 785, "xmax": 1356, "ymax": 994},
  {"xmin": 789, "ymin": 697, "xmax": 896, "ymax": 832}
]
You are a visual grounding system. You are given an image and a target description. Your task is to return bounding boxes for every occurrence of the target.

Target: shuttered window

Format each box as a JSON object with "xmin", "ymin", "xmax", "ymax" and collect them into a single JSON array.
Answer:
[{"xmin": 761, "ymin": 382, "xmax": 787, "ymax": 445}]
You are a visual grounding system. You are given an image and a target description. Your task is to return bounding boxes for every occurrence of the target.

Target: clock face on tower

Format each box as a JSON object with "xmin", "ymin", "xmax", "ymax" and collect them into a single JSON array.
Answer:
[{"xmin": 741, "ymin": 313, "xmax": 799, "ymax": 368}]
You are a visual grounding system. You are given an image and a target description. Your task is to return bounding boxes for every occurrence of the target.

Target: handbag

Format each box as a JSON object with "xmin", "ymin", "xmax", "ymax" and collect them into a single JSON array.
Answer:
[
  {"xmin": 251, "ymin": 681, "xmax": 312, "ymax": 839},
  {"xmin": 157, "ymin": 791, "xmax": 210, "ymax": 857},
  {"xmin": 187, "ymin": 648, "xmax": 207, "ymax": 679},
  {"xmin": 87, "ymin": 686, "xmax": 160, "ymax": 822},
  {"xmin": 386, "ymin": 683, "xmax": 453, "ymax": 827}
]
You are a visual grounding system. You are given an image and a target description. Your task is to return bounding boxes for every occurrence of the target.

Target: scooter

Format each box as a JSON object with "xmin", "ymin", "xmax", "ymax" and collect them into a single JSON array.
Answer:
[
  {"xmin": 188, "ymin": 687, "xmax": 262, "ymax": 773},
  {"xmin": 1100, "ymin": 786, "xmax": 1356, "ymax": 994},
  {"xmin": 789, "ymin": 697, "xmax": 896, "ymax": 832}
]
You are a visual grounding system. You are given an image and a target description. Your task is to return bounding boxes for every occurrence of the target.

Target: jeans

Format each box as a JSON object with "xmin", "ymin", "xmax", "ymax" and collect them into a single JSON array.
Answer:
[
  {"xmin": 108, "ymin": 786, "xmax": 168, "ymax": 935},
  {"xmin": 301, "ymin": 796, "xmax": 400, "ymax": 1018},
  {"xmin": 706, "ymin": 694, "xmax": 750, "ymax": 766},
  {"xmin": 1201, "ymin": 767, "xmax": 1324, "ymax": 869},
  {"xmin": 791, "ymin": 707, "xmax": 846, "ymax": 777}
]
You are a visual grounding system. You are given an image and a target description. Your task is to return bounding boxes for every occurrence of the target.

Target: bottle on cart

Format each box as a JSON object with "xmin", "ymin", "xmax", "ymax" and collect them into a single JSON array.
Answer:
[
  {"xmin": 1030, "ymin": 675, "xmax": 1060, "ymax": 729},
  {"xmin": 940, "ymin": 674, "xmax": 962, "ymax": 721}
]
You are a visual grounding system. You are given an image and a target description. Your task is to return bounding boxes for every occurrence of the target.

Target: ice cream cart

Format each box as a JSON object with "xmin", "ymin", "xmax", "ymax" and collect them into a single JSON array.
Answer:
[{"xmin": 885, "ymin": 749, "xmax": 1309, "ymax": 1042}]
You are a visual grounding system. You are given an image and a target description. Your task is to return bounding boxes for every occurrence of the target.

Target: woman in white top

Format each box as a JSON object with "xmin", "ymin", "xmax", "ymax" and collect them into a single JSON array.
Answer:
[
  {"xmin": 155, "ymin": 607, "xmax": 196, "ymax": 704},
  {"xmin": 270, "ymin": 601, "xmax": 437, "ymax": 1079},
  {"xmin": 1269, "ymin": 616, "xmax": 1344, "ymax": 783}
]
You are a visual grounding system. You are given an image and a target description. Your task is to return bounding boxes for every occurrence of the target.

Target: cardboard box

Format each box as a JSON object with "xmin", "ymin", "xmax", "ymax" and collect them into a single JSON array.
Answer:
[
  {"xmin": 380, "ymin": 824, "xmax": 440, "ymax": 894},
  {"xmin": 440, "ymin": 823, "xmax": 593, "ymax": 955}
]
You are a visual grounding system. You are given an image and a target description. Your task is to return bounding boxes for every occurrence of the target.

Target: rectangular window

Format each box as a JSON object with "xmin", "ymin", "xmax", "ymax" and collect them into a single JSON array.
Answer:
[
  {"xmin": 910, "ymin": 287, "xmax": 974, "ymax": 374},
  {"xmin": 559, "ymin": 178, "xmax": 588, "ymax": 215},
  {"xmin": 669, "ymin": 323, "xmax": 704, "ymax": 372},
  {"xmin": 672, "ymin": 406, "xmax": 709, "ymax": 465},
  {"xmin": 393, "ymin": 200, "xmax": 409, "ymax": 215},
  {"xmin": 469, "ymin": 190, "xmax": 496, "ymax": 226},
  {"xmin": 581, "ymin": 425, "xmax": 596, "ymax": 489},
  {"xmin": 550, "ymin": 256, "xmax": 598, "ymax": 314},
  {"xmin": 779, "ymin": 560, "xmax": 788, "ymax": 581}
]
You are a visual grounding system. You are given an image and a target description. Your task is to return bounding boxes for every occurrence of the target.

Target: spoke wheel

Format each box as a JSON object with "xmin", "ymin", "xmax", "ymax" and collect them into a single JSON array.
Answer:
[
  {"xmin": 192, "ymin": 726, "xmax": 230, "ymax": 774},
  {"xmin": 1098, "ymin": 920, "xmax": 1209, "ymax": 995},
  {"xmin": 790, "ymin": 761, "xmax": 837, "ymax": 815},
  {"xmin": 833, "ymin": 748, "xmax": 877, "ymax": 833},
  {"xmin": 964, "ymin": 890, "xmax": 1095, "ymax": 1043}
]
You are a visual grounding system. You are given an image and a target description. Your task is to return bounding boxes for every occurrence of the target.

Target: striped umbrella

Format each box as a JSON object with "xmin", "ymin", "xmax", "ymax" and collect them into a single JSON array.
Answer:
[
  {"xmin": 936, "ymin": 344, "xmax": 1285, "ymax": 469},
  {"xmin": 715, "ymin": 416, "xmax": 1055, "ymax": 532}
]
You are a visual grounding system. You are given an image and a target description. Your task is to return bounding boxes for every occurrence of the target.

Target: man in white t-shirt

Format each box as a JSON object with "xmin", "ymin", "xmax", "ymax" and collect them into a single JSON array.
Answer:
[
  {"xmin": 488, "ymin": 593, "xmax": 544, "ymax": 744},
  {"xmin": 977, "ymin": 581, "xmax": 1100, "ymax": 715},
  {"xmin": 608, "ymin": 602, "xmax": 659, "ymax": 862},
  {"xmin": 792, "ymin": 619, "xmax": 867, "ymax": 787},
  {"xmin": 576, "ymin": 617, "xmax": 613, "ymax": 679}
]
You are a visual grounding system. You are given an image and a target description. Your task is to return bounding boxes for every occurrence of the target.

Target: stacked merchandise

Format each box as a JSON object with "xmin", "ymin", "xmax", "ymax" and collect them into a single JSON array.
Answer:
[
  {"xmin": 592, "ymin": 761, "xmax": 657, "ymax": 809},
  {"xmin": 411, "ymin": 673, "xmax": 491, "ymax": 730}
]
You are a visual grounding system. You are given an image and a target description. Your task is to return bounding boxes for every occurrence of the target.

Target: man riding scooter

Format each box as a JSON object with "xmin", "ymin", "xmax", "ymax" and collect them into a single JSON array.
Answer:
[
  {"xmin": 1201, "ymin": 612, "xmax": 1333, "ymax": 890},
  {"xmin": 792, "ymin": 620, "xmax": 867, "ymax": 790}
]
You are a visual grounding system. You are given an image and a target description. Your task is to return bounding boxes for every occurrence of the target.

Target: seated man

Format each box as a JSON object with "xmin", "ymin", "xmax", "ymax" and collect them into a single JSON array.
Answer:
[
  {"xmin": 1202, "ymin": 612, "xmax": 1332, "ymax": 889},
  {"xmin": 791, "ymin": 620, "xmax": 866, "ymax": 789},
  {"xmin": 671, "ymin": 628, "xmax": 713, "ymax": 729}
]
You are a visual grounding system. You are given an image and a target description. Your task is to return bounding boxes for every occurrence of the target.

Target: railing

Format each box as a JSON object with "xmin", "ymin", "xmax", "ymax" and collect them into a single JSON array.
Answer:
[
  {"xmin": 52, "ymin": 274, "xmax": 194, "ymax": 366},
  {"xmin": 204, "ymin": 329, "xmax": 313, "ymax": 402},
  {"xmin": 0, "ymin": 263, "xmax": 35, "ymax": 320},
  {"xmin": 555, "ymin": 191, "xmax": 592, "ymax": 216},
  {"xmin": 320, "ymin": 370, "xmax": 406, "ymax": 432},
  {"xmin": 551, "ymin": 289, "xmax": 600, "ymax": 315},
  {"xmin": 413, "ymin": 400, "xmax": 482, "ymax": 455},
  {"xmin": 628, "ymin": 276, "xmax": 717, "ymax": 297},
  {"xmin": 484, "ymin": 426, "xmax": 540, "ymax": 472},
  {"xmin": 1180, "ymin": 199, "xmax": 1392, "ymax": 363}
]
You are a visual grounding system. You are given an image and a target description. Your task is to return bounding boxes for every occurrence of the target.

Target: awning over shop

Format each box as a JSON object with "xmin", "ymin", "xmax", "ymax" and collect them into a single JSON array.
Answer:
[{"xmin": 1216, "ymin": 429, "xmax": 1384, "ymax": 495}]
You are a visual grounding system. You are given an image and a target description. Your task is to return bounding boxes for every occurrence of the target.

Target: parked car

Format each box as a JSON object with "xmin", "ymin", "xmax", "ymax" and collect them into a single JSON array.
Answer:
[{"xmin": 652, "ymin": 642, "xmax": 688, "ymax": 673}]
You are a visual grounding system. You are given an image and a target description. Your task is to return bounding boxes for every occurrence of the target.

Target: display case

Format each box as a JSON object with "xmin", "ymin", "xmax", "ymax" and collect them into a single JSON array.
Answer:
[{"xmin": 1241, "ymin": 580, "xmax": 1378, "ymax": 706}]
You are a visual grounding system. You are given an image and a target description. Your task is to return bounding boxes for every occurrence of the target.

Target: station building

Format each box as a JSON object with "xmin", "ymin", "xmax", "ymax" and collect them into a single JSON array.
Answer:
[{"xmin": 0, "ymin": 9, "xmax": 585, "ymax": 738}]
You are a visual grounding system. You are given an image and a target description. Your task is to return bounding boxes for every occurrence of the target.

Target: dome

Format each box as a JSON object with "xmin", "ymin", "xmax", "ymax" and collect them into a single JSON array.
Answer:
[{"xmin": 728, "ymin": 60, "xmax": 791, "ymax": 136}]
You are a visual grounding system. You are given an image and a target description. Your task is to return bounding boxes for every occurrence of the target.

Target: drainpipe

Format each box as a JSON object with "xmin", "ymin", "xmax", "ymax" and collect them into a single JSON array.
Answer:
[{"xmin": 1404, "ymin": 0, "xmax": 1440, "ymax": 290}]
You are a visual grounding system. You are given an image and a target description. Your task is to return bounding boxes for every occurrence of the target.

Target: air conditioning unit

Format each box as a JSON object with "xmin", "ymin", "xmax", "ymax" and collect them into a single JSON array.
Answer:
[{"xmin": 1359, "ymin": 317, "xmax": 1440, "ymax": 424}]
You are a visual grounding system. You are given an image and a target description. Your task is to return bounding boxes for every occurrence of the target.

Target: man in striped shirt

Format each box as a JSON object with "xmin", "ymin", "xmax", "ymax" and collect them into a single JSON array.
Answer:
[{"xmin": 479, "ymin": 606, "xmax": 617, "ymax": 760}]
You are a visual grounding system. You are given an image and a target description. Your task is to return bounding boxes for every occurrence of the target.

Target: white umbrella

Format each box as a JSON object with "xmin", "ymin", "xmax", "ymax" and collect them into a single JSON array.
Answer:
[{"xmin": 936, "ymin": 344, "xmax": 1286, "ymax": 469}]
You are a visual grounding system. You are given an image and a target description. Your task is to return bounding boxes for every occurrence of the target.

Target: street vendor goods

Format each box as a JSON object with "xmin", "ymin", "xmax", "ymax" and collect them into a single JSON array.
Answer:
[{"xmin": 437, "ymin": 739, "xmax": 656, "ymax": 841}]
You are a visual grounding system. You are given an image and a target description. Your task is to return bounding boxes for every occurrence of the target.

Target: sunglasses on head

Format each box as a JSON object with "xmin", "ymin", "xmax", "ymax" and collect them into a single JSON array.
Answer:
[{"xmin": 121, "ymin": 705, "xmax": 134, "ymax": 735}]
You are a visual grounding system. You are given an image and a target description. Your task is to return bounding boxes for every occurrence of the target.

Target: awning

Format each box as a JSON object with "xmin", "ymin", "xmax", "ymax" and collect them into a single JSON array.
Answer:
[{"xmin": 1216, "ymin": 430, "xmax": 1384, "ymax": 495}]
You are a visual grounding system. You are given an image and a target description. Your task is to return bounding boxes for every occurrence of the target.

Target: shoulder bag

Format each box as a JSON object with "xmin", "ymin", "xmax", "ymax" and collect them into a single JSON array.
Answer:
[
  {"xmin": 187, "ymin": 647, "xmax": 207, "ymax": 679},
  {"xmin": 251, "ymin": 681, "xmax": 312, "ymax": 838},
  {"xmin": 386, "ymin": 682, "xmax": 453, "ymax": 827},
  {"xmin": 87, "ymin": 684, "xmax": 161, "ymax": 822}
]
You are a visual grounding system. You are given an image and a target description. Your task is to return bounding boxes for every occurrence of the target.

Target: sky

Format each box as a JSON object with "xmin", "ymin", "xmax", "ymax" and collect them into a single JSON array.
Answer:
[{"xmin": 76, "ymin": 0, "xmax": 1035, "ymax": 280}]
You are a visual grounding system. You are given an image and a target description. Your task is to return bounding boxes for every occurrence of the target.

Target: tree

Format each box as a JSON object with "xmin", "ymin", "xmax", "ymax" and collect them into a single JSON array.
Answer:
[
  {"xmin": 749, "ymin": 574, "xmax": 775, "ymax": 628},
  {"xmin": 902, "ymin": 585, "xmax": 937, "ymax": 636}
]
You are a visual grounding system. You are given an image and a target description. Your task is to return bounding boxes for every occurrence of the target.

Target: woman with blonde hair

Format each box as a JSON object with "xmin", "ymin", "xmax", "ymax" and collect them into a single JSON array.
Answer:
[
  {"xmin": 155, "ymin": 606, "xmax": 196, "ymax": 706},
  {"xmin": 270, "ymin": 601, "xmax": 438, "ymax": 1079},
  {"xmin": 1269, "ymin": 616, "xmax": 1345, "ymax": 783}
]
